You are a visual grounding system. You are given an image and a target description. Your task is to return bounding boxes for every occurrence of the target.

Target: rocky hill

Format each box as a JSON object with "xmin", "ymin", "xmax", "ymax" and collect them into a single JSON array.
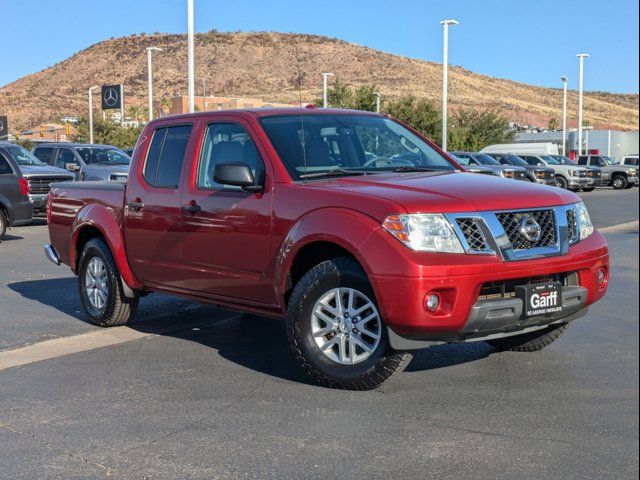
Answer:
[{"xmin": 1, "ymin": 31, "xmax": 638, "ymax": 131}]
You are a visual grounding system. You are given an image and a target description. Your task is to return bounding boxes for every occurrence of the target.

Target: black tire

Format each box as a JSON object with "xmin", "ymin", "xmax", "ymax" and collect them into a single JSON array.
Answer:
[
  {"xmin": 581, "ymin": 186, "xmax": 596, "ymax": 192},
  {"xmin": 78, "ymin": 238, "xmax": 138, "ymax": 327},
  {"xmin": 555, "ymin": 176, "xmax": 568, "ymax": 189},
  {"xmin": 286, "ymin": 256, "xmax": 412, "ymax": 390},
  {"xmin": 624, "ymin": 182, "xmax": 634, "ymax": 189},
  {"xmin": 486, "ymin": 322, "xmax": 570, "ymax": 352},
  {"xmin": 0, "ymin": 209, "xmax": 7, "ymax": 240},
  {"xmin": 611, "ymin": 175, "xmax": 628, "ymax": 190}
]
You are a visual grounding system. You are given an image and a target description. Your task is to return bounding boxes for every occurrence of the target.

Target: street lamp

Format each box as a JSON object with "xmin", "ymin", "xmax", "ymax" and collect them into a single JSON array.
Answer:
[
  {"xmin": 561, "ymin": 76, "xmax": 568, "ymax": 155},
  {"xmin": 146, "ymin": 47, "xmax": 163, "ymax": 121},
  {"xmin": 577, "ymin": 53, "xmax": 589, "ymax": 155},
  {"xmin": 440, "ymin": 19, "xmax": 459, "ymax": 151},
  {"xmin": 187, "ymin": 0, "xmax": 195, "ymax": 113},
  {"xmin": 88, "ymin": 85, "xmax": 99, "ymax": 144},
  {"xmin": 322, "ymin": 73, "xmax": 335, "ymax": 108},
  {"xmin": 373, "ymin": 92, "xmax": 381, "ymax": 113}
]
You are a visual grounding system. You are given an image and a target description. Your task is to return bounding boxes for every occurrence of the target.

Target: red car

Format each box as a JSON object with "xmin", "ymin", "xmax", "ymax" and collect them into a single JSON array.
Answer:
[{"xmin": 44, "ymin": 109, "xmax": 609, "ymax": 390}]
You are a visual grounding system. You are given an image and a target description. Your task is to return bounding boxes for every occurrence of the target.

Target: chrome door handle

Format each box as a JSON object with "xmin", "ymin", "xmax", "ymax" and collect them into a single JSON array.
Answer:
[
  {"xmin": 128, "ymin": 200, "xmax": 144, "ymax": 211},
  {"xmin": 181, "ymin": 202, "xmax": 202, "ymax": 215}
]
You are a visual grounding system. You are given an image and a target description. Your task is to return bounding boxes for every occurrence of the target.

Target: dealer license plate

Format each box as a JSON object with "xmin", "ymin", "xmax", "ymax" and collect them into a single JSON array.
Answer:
[{"xmin": 516, "ymin": 282, "xmax": 563, "ymax": 318}]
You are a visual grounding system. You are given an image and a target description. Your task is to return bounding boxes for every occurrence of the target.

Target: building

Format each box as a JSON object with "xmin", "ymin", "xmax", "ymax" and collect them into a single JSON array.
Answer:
[
  {"xmin": 15, "ymin": 122, "xmax": 75, "ymax": 143},
  {"xmin": 154, "ymin": 95, "xmax": 300, "ymax": 117},
  {"xmin": 515, "ymin": 130, "xmax": 639, "ymax": 161}
]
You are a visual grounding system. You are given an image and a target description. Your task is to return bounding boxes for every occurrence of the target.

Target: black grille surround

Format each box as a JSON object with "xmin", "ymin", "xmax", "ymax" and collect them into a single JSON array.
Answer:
[
  {"xmin": 456, "ymin": 218, "xmax": 490, "ymax": 252},
  {"xmin": 27, "ymin": 176, "xmax": 71, "ymax": 195},
  {"xmin": 496, "ymin": 209, "xmax": 557, "ymax": 250}
]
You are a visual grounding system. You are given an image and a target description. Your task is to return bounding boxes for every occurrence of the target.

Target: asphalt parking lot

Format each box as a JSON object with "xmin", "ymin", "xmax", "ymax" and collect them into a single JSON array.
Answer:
[{"xmin": 0, "ymin": 188, "xmax": 638, "ymax": 479}]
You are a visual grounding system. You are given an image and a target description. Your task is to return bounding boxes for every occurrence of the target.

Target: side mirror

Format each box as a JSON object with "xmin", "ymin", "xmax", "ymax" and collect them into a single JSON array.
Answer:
[
  {"xmin": 213, "ymin": 162, "xmax": 262, "ymax": 192},
  {"xmin": 65, "ymin": 163, "xmax": 80, "ymax": 172}
]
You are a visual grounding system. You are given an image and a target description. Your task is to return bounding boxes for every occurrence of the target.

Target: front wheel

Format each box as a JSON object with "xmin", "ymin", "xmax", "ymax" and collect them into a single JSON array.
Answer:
[
  {"xmin": 487, "ymin": 322, "xmax": 569, "ymax": 352},
  {"xmin": 78, "ymin": 238, "xmax": 139, "ymax": 327},
  {"xmin": 286, "ymin": 257, "xmax": 412, "ymax": 390},
  {"xmin": 612, "ymin": 175, "xmax": 628, "ymax": 190},
  {"xmin": 555, "ymin": 176, "xmax": 568, "ymax": 189}
]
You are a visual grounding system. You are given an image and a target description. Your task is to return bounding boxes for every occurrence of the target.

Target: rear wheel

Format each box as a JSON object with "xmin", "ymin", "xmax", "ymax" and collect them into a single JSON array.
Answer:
[
  {"xmin": 555, "ymin": 176, "xmax": 568, "ymax": 189},
  {"xmin": 78, "ymin": 238, "xmax": 138, "ymax": 327},
  {"xmin": 487, "ymin": 322, "xmax": 570, "ymax": 352},
  {"xmin": 286, "ymin": 257, "xmax": 412, "ymax": 390},
  {"xmin": 0, "ymin": 209, "xmax": 7, "ymax": 240},
  {"xmin": 612, "ymin": 175, "xmax": 628, "ymax": 190}
]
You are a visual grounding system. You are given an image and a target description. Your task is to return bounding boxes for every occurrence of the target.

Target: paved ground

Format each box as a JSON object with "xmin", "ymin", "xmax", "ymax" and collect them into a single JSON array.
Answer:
[{"xmin": 0, "ymin": 188, "xmax": 638, "ymax": 479}]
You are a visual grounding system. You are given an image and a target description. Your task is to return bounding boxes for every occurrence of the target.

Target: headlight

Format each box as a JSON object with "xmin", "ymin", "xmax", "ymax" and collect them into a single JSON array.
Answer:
[
  {"xmin": 627, "ymin": 168, "xmax": 637, "ymax": 175},
  {"xmin": 576, "ymin": 202, "xmax": 594, "ymax": 240},
  {"xmin": 382, "ymin": 214, "xmax": 464, "ymax": 253}
]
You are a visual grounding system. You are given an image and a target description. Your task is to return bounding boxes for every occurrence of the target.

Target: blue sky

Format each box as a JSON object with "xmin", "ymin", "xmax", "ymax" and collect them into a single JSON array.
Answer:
[{"xmin": 2, "ymin": 0, "xmax": 638, "ymax": 93}]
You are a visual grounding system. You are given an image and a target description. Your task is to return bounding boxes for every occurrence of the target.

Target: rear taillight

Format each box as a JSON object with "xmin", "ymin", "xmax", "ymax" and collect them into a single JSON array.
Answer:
[{"xmin": 19, "ymin": 178, "xmax": 29, "ymax": 196}]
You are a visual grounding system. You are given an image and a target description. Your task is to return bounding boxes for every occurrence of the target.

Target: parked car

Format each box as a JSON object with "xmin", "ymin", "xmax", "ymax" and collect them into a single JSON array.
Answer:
[
  {"xmin": 450, "ymin": 152, "xmax": 528, "ymax": 180},
  {"xmin": 0, "ymin": 144, "xmax": 33, "ymax": 238},
  {"xmin": 550, "ymin": 155, "xmax": 601, "ymax": 192},
  {"xmin": 123, "ymin": 148, "xmax": 135, "ymax": 157},
  {"xmin": 485, "ymin": 153, "xmax": 556, "ymax": 185},
  {"xmin": 517, "ymin": 154, "xmax": 589, "ymax": 191},
  {"xmin": 44, "ymin": 109, "xmax": 609, "ymax": 390},
  {"xmin": 32, "ymin": 143, "xmax": 131, "ymax": 182},
  {"xmin": 620, "ymin": 155, "xmax": 638, "ymax": 167},
  {"xmin": 0, "ymin": 142, "xmax": 73, "ymax": 215},
  {"xmin": 577, "ymin": 155, "xmax": 638, "ymax": 190},
  {"xmin": 447, "ymin": 153, "xmax": 494, "ymax": 176}
]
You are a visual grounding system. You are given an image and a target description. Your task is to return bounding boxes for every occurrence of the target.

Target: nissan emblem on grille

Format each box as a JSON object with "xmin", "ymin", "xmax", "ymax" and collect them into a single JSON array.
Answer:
[
  {"xmin": 519, "ymin": 216, "xmax": 542, "ymax": 243},
  {"xmin": 496, "ymin": 210, "xmax": 557, "ymax": 250}
]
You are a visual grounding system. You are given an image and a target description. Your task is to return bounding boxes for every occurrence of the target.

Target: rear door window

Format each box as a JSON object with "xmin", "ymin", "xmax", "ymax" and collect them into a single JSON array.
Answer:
[
  {"xmin": 33, "ymin": 147, "xmax": 54, "ymax": 165},
  {"xmin": 0, "ymin": 154, "xmax": 13, "ymax": 175},
  {"xmin": 577, "ymin": 157, "xmax": 588, "ymax": 165},
  {"xmin": 55, "ymin": 149, "xmax": 78, "ymax": 170},
  {"xmin": 143, "ymin": 125, "xmax": 192, "ymax": 188}
]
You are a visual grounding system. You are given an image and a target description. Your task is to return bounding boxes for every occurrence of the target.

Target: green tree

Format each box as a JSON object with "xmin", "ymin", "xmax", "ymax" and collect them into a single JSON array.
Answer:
[
  {"xmin": 352, "ymin": 85, "xmax": 381, "ymax": 112},
  {"xmin": 72, "ymin": 117, "xmax": 143, "ymax": 149},
  {"xmin": 14, "ymin": 139, "xmax": 34, "ymax": 150},
  {"xmin": 384, "ymin": 96, "xmax": 442, "ymax": 143},
  {"xmin": 447, "ymin": 108, "xmax": 514, "ymax": 151},
  {"xmin": 548, "ymin": 117, "xmax": 559, "ymax": 131}
]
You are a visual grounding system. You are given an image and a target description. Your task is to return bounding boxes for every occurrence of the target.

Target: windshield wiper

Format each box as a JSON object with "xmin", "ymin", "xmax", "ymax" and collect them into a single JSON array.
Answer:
[
  {"xmin": 391, "ymin": 166, "xmax": 439, "ymax": 173},
  {"xmin": 299, "ymin": 168, "xmax": 368, "ymax": 179}
]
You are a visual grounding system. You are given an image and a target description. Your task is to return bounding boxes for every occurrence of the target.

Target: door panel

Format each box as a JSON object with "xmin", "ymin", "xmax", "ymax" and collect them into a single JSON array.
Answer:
[{"xmin": 179, "ymin": 119, "xmax": 274, "ymax": 304}]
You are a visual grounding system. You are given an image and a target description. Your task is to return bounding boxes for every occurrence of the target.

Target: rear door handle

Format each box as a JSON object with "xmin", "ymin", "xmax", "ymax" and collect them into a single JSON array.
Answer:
[
  {"xmin": 182, "ymin": 202, "xmax": 202, "ymax": 215},
  {"xmin": 128, "ymin": 199, "xmax": 144, "ymax": 211}
]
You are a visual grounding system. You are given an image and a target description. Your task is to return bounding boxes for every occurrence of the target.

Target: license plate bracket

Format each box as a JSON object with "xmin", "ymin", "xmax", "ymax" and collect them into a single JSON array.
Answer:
[{"xmin": 516, "ymin": 282, "xmax": 563, "ymax": 318}]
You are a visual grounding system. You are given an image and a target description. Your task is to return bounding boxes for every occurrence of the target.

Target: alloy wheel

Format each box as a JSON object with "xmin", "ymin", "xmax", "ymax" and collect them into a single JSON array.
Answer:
[{"xmin": 84, "ymin": 257, "xmax": 109, "ymax": 310}]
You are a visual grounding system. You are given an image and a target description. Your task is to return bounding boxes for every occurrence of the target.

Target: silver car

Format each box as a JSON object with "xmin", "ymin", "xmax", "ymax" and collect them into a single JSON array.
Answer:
[{"xmin": 518, "ymin": 154, "xmax": 589, "ymax": 191}]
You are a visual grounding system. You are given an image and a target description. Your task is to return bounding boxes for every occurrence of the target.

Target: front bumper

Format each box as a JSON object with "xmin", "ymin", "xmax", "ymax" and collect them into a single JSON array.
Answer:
[
  {"xmin": 366, "ymin": 231, "xmax": 609, "ymax": 344},
  {"xmin": 28, "ymin": 194, "xmax": 48, "ymax": 213},
  {"xmin": 568, "ymin": 178, "xmax": 589, "ymax": 188}
]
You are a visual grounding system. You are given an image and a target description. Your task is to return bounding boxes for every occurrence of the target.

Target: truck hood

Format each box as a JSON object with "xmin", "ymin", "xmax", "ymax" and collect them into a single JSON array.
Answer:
[
  {"xmin": 19, "ymin": 165, "xmax": 75, "ymax": 177},
  {"xmin": 310, "ymin": 171, "xmax": 580, "ymax": 214}
]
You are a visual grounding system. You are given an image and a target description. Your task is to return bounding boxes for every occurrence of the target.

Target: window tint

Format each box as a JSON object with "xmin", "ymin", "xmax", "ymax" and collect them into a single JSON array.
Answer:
[
  {"xmin": 144, "ymin": 125, "xmax": 192, "ymax": 188},
  {"xmin": 0, "ymin": 154, "xmax": 13, "ymax": 175},
  {"xmin": 33, "ymin": 147, "xmax": 54, "ymax": 165},
  {"xmin": 577, "ymin": 157, "xmax": 587, "ymax": 165},
  {"xmin": 197, "ymin": 123, "xmax": 265, "ymax": 190},
  {"xmin": 524, "ymin": 156, "xmax": 541, "ymax": 166},
  {"xmin": 55, "ymin": 149, "xmax": 78, "ymax": 169}
]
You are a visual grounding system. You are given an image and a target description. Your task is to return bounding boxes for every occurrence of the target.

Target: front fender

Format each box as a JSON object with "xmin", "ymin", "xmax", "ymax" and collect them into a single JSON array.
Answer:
[
  {"xmin": 70, "ymin": 203, "xmax": 143, "ymax": 290},
  {"xmin": 276, "ymin": 208, "xmax": 381, "ymax": 306}
]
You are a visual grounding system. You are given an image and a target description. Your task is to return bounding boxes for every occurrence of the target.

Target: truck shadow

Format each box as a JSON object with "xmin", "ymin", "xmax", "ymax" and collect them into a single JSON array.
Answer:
[{"xmin": 9, "ymin": 278, "xmax": 493, "ymax": 386}]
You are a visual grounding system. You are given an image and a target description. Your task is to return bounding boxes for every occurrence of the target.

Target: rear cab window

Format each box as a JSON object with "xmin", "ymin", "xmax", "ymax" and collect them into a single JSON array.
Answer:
[
  {"xmin": 33, "ymin": 147, "xmax": 55, "ymax": 165},
  {"xmin": 143, "ymin": 125, "xmax": 193, "ymax": 188},
  {"xmin": 0, "ymin": 153, "xmax": 14, "ymax": 175}
]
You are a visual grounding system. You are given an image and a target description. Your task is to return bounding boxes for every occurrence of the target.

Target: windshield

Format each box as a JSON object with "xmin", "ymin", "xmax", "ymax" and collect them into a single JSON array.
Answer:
[
  {"xmin": 5, "ymin": 145, "xmax": 46, "ymax": 166},
  {"xmin": 473, "ymin": 153, "xmax": 500, "ymax": 166},
  {"xmin": 259, "ymin": 114, "xmax": 456, "ymax": 180},
  {"xmin": 554, "ymin": 155, "xmax": 575, "ymax": 166},
  {"xmin": 601, "ymin": 156, "xmax": 616, "ymax": 165},
  {"xmin": 540, "ymin": 155, "xmax": 560, "ymax": 165},
  {"xmin": 505, "ymin": 155, "xmax": 528, "ymax": 166},
  {"xmin": 76, "ymin": 147, "xmax": 131, "ymax": 166}
]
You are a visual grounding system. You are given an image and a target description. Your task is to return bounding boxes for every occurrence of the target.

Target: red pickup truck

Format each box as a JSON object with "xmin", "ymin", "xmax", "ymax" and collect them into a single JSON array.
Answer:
[{"xmin": 45, "ymin": 108, "xmax": 609, "ymax": 390}]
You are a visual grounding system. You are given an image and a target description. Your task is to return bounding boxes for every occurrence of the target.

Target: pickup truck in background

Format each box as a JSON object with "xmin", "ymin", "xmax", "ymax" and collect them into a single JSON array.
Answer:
[
  {"xmin": 577, "ymin": 155, "xmax": 638, "ymax": 190},
  {"xmin": 44, "ymin": 109, "xmax": 609, "ymax": 390}
]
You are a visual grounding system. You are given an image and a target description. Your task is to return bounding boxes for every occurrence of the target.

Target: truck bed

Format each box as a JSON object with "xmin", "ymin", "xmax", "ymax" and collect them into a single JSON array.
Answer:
[{"xmin": 48, "ymin": 181, "xmax": 127, "ymax": 268}]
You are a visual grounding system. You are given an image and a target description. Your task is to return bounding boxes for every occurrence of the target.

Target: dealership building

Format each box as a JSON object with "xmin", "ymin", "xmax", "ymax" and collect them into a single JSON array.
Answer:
[{"xmin": 515, "ymin": 130, "xmax": 639, "ymax": 161}]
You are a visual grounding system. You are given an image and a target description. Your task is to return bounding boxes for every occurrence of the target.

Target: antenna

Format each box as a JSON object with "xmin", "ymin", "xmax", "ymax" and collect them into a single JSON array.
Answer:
[{"xmin": 293, "ymin": 38, "xmax": 308, "ymax": 181}]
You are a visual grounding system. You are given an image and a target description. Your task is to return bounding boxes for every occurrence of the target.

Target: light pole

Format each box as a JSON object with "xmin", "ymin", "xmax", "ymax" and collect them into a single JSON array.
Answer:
[
  {"xmin": 561, "ymin": 76, "xmax": 568, "ymax": 155},
  {"xmin": 146, "ymin": 47, "xmax": 162, "ymax": 121},
  {"xmin": 577, "ymin": 53, "xmax": 589, "ymax": 155},
  {"xmin": 88, "ymin": 86, "xmax": 99, "ymax": 144},
  {"xmin": 374, "ymin": 92, "xmax": 381, "ymax": 113},
  {"xmin": 187, "ymin": 0, "xmax": 195, "ymax": 113},
  {"xmin": 440, "ymin": 19, "xmax": 459, "ymax": 151},
  {"xmin": 322, "ymin": 72, "xmax": 334, "ymax": 108}
]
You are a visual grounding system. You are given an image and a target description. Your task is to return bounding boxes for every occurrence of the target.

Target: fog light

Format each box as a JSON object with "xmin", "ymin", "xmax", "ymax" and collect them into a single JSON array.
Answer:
[
  {"xmin": 425, "ymin": 293, "xmax": 440, "ymax": 312},
  {"xmin": 598, "ymin": 269, "xmax": 606, "ymax": 286}
]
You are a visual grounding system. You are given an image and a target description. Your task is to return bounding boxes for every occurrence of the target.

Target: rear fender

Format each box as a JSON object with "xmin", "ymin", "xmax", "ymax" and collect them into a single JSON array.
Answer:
[
  {"xmin": 70, "ymin": 203, "xmax": 143, "ymax": 291},
  {"xmin": 276, "ymin": 208, "xmax": 381, "ymax": 307},
  {"xmin": 0, "ymin": 195, "xmax": 13, "ymax": 224}
]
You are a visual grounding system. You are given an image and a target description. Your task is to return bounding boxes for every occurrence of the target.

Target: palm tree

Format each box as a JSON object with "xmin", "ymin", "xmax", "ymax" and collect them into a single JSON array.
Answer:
[{"xmin": 127, "ymin": 105, "xmax": 142, "ymax": 121}]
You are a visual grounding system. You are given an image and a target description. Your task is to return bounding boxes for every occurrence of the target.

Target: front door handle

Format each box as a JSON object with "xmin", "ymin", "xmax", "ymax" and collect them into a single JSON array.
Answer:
[
  {"xmin": 182, "ymin": 201, "xmax": 202, "ymax": 215},
  {"xmin": 128, "ymin": 199, "xmax": 144, "ymax": 211}
]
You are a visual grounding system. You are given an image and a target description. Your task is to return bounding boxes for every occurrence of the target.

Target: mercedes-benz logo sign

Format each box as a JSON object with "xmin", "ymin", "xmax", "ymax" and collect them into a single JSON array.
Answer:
[
  {"xmin": 519, "ymin": 215, "xmax": 542, "ymax": 243},
  {"xmin": 0, "ymin": 119, "xmax": 4, "ymax": 131},
  {"xmin": 104, "ymin": 87, "xmax": 119, "ymax": 107}
]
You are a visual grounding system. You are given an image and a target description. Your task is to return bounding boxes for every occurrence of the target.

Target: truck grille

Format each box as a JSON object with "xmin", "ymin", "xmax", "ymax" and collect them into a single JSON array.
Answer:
[
  {"xmin": 576, "ymin": 170, "xmax": 587, "ymax": 178},
  {"xmin": 456, "ymin": 218, "xmax": 490, "ymax": 252},
  {"xmin": 586, "ymin": 170, "xmax": 601, "ymax": 179},
  {"xmin": 496, "ymin": 209, "xmax": 557, "ymax": 250},
  {"xmin": 567, "ymin": 208, "xmax": 578, "ymax": 244},
  {"xmin": 27, "ymin": 177, "xmax": 70, "ymax": 195}
]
